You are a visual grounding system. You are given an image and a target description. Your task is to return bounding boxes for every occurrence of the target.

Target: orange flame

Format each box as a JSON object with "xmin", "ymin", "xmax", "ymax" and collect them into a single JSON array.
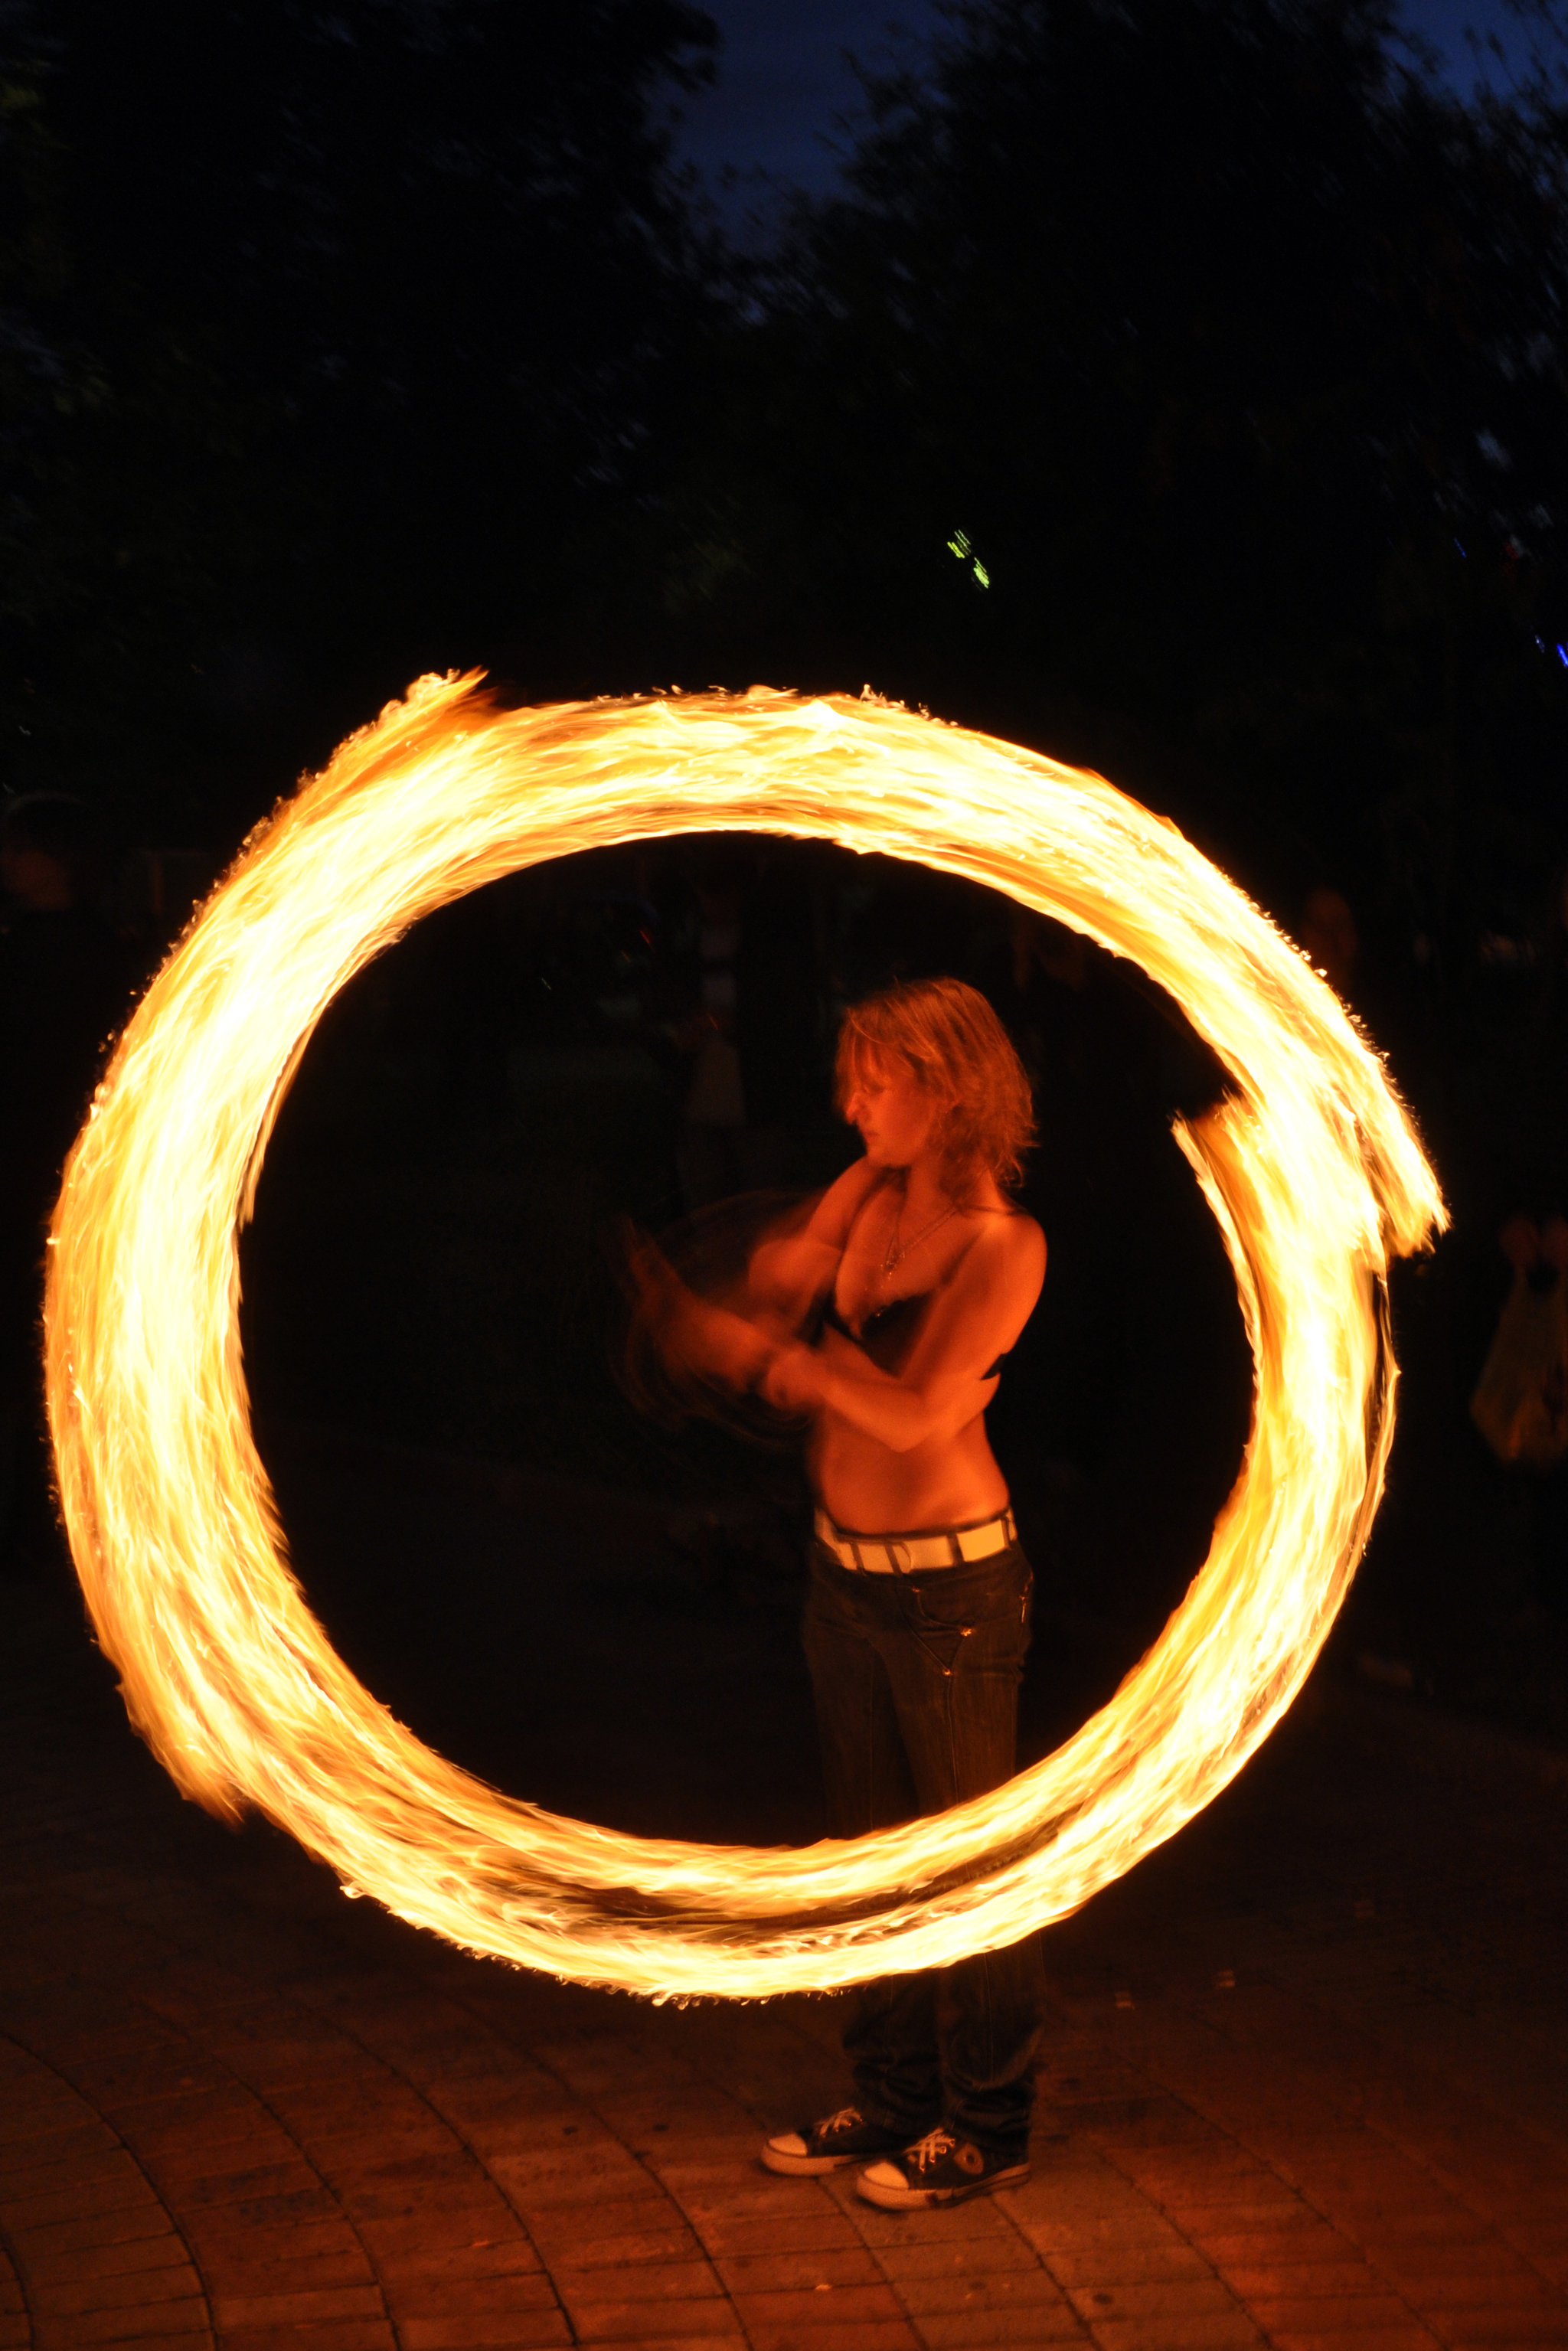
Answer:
[{"xmin": 45, "ymin": 677, "xmax": 1444, "ymax": 1997}]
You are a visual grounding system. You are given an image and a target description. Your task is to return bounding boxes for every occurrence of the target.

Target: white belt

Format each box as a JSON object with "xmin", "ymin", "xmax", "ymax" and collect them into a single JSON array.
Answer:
[{"xmin": 815, "ymin": 1507, "xmax": 1017, "ymax": 1575}]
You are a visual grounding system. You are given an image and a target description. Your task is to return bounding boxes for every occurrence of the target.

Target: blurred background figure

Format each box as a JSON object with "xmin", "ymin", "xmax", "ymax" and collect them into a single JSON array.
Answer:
[
  {"xmin": 0, "ymin": 796, "xmax": 134, "ymax": 1578},
  {"xmin": 663, "ymin": 841, "xmax": 821, "ymax": 1213},
  {"xmin": 1299, "ymin": 886, "xmax": 1361, "ymax": 998}
]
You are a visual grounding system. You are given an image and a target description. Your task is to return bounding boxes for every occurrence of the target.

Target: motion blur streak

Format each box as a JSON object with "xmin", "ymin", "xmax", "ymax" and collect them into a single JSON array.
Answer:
[{"xmin": 44, "ymin": 675, "xmax": 1443, "ymax": 1997}]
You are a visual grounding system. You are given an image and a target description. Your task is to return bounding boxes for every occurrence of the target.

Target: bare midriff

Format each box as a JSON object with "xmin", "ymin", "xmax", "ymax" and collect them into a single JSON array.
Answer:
[{"xmin": 808, "ymin": 1334, "xmax": 1009, "ymax": 1536}]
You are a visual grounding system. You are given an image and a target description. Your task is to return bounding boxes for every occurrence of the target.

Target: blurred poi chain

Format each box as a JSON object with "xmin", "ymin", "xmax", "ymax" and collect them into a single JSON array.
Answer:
[{"xmin": 44, "ymin": 677, "xmax": 1444, "ymax": 1998}]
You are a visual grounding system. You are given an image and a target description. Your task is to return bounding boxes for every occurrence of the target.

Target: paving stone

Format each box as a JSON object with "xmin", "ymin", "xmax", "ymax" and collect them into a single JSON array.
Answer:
[
  {"xmin": 693, "ymin": 2211, "xmax": 861, "ymax": 2258},
  {"xmin": 1044, "ymin": 2246, "xmax": 1217, "ymax": 2287},
  {"xmin": 1434, "ymin": 2317, "xmax": 1568, "ymax": 2346},
  {"xmin": 890, "ymin": 2270, "xmax": 1070, "ymax": 2314},
  {"xmin": 561, "ymin": 2297, "xmax": 743, "ymax": 2340},
  {"xmin": 491, "ymin": 2158, "xmax": 657, "ymax": 2209},
  {"xmin": 661, "ymin": 2183, "xmax": 819, "ymax": 2228},
  {"xmin": 209, "ymin": 2188, "xmax": 344, "ymax": 2229},
  {"xmin": 518, "ymin": 2197, "xmax": 685, "ymax": 2242},
  {"xmin": 5, "ymin": 2209, "xmax": 178, "ymax": 2265},
  {"xmin": 1080, "ymin": 2317, "xmax": 1263, "ymax": 2351},
  {"xmin": 178, "ymin": 2217, "xmax": 361, "ymax": 2267},
  {"xmin": 60, "ymin": 2058, "xmax": 230, "ymax": 2110},
  {"xmin": 737, "ymin": 2323, "xmax": 920, "ymax": 2351},
  {"xmin": 295, "ymin": 2128, "xmax": 464, "ymax": 2172},
  {"xmin": 386, "ymin": 2278, "xmax": 562, "ymax": 2317},
  {"xmin": 5, "ymin": 1519, "xmax": 1568, "ymax": 2351},
  {"xmin": 337, "ymin": 2177, "xmax": 499, "ymax": 2224},
  {"xmin": 103, "ymin": 2093, "xmax": 261, "ymax": 2144},
  {"xmin": 1067, "ymin": 2279, "xmax": 1250, "ymax": 2323},
  {"xmin": 912, "ymin": 2316, "xmax": 1086, "ymax": 2347},
  {"xmin": 835, "ymin": 2199, "xmax": 1021, "ymax": 2251},
  {"xmin": 217, "ymin": 2326, "xmax": 394, "ymax": 2351},
  {"xmin": 1223, "ymin": 2259, "xmax": 1394, "ymax": 2298},
  {"xmin": 396, "ymin": 2322, "xmax": 569, "ymax": 2351},
  {"xmin": 350, "ymin": 2215, "xmax": 530, "ymax": 2270},
  {"xmin": 731, "ymin": 2283, "xmax": 908, "ymax": 2327},
  {"xmin": 0, "ymin": 2173, "xmax": 161, "ymax": 2235},
  {"xmin": 0, "ymin": 2153, "xmax": 149, "ymax": 2208},
  {"xmin": 713, "ymin": 2249, "xmax": 884, "ymax": 2291},
  {"xmin": 1396, "ymin": 2273, "xmax": 1566, "ymax": 2311},
  {"xmin": 1243, "ymin": 2293, "xmax": 1429, "ymax": 2332},
  {"xmin": 1383, "ymin": 2245, "xmax": 1550, "ymax": 2282},
  {"xmin": 17, "ymin": 2026, "xmax": 182, "ymax": 2072},
  {"xmin": 1155, "ymin": 2185, "xmax": 1308, "ymax": 2223},
  {"xmin": 195, "ymin": 2253, "xmax": 375, "ymax": 2296},
  {"xmin": 525, "ymin": 2225, "xmax": 701, "ymax": 2269},
  {"xmin": 28, "ymin": 2295, "xmax": 209, "ymax": 2346},
  {"xmin": 354, "ymin": 2237, "xmax": 544, "ymax": 2282},
  {"xmin": 0, "ymin": 2124, "xmax": 118, "ymax": 2173},
  {"xmin": 210, "ymin": 2287, "xmax": 386, "ymax": 2328},
  {"xmin": 872, "ymin": 2242, "xmax": 1042, "ymax": 2282},
  {"xmin": 1110, "ymin": 2152, "xmax": 1274, "ymax": 2191},
  {"xmin": 167, "ymin": 2160, "xmax": 325, "ymax": 2211},
  {"xmin": 142, "ymin": 2134, "xmax": 302, "ymax": 2186},
  {"xmin": 1264, "ymin": 2333, "xmax": 1441, "ymax": 2351},
  {"xmin": 30, "ymin": 2264, "xmax": 202, "ymax": 2318},
  {"xmin": 1191, "ymin": 2225, "xmax": 1363, "ymax": 2268}
]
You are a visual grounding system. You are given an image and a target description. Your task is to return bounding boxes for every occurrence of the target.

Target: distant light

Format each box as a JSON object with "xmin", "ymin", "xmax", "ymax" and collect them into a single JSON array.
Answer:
[
  {"xmin": 1454, "ymin": 539, "xmax": 1468, "ymax": 557},
  {"xmin": 947, "ymin": 527, "xmax": 990, "ymax": 589},
  {"xmin": 1558, "ymin": 645, "xmax": 1568, "ymax": 667}
]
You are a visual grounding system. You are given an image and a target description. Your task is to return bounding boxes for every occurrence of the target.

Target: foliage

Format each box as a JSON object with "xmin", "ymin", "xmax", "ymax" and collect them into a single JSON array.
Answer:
[
  {"xmin": 655, "ymin": 0, "xmax": 1568, "ymax": 933},
  {"xmin": 3, "ymin": 0, "xmax": 1566, "ymax": 949},
  {"xmin": 0, "ymin": 0, "xmax": 718, "ymax": 818}
]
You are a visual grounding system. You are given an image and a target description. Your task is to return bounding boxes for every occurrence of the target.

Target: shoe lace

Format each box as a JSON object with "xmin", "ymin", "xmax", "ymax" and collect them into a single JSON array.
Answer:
[
  {"xmin": 906, "ymin": 2125, "xmax": 958, "ymax": 2173},
  {"xmin": 818, "ymin": 2105, "xmax": 863, "ymax": 2140}
]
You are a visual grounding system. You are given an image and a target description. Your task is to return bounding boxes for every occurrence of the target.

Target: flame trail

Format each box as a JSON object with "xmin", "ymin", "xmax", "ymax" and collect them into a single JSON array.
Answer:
[{"xmin": 45, "ymin": 678, "xmax": 1444, "ymax": 1997}]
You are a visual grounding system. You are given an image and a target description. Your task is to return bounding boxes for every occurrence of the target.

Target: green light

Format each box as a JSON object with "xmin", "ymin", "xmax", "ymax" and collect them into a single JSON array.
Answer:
[{"xmin": 947, "ymin": 527, "xmax": 989, "ymax": 589}]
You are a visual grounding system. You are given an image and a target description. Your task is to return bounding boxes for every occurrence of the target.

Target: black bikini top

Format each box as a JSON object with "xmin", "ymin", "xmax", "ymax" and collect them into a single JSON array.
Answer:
[{"xmin": 815, "ymin": 1257, "xmax": 1009, "ymax": 1383}]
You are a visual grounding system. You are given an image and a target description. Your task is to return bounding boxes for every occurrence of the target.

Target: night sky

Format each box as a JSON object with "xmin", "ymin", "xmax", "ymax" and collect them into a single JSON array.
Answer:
[{"xmin": 672, "ymin": 0, "xmax": 1546, "ymax": 230}]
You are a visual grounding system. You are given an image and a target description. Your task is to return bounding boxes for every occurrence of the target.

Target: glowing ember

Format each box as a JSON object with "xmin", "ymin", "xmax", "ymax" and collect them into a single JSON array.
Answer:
[{"xmin": 45, "ymin": 677, "xmax": 1443, "ymax": 1997}]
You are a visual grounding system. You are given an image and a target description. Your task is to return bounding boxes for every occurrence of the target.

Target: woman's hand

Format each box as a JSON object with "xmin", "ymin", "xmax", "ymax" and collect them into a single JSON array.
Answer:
[
  {"xmin": 622, "ymin": 1223, "xmax": 777, "ymax": 1393},
  {"xmin": 760, "ymin": 1341, "xmax": 825, "ymax": 1417},
  {"xmin": 623, "ymin": 1226, "xmax": 684, "ymax": 1333}
]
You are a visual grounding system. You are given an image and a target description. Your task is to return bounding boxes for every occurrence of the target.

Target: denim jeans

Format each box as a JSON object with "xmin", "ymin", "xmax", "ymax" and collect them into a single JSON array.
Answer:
[{"xmin": 802, "ymin": 1535, "xmax": 1044, "ymax": 2161}]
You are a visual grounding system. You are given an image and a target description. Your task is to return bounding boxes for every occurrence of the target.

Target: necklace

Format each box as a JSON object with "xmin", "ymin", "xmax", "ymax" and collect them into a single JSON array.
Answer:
[{"xmin": 882, "ymin": 1200, "xmax": 958, "ymax": 1276}]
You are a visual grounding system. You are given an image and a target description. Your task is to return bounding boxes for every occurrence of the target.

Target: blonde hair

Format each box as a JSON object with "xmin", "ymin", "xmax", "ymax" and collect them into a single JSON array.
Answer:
[{"xmin": 835, "ymin": 976, "xmax": 1036, "ymax": 1195}]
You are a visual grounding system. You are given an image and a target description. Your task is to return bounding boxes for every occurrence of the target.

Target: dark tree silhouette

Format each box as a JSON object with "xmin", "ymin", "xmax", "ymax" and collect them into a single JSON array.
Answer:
[
  {"xmin": 0, "ymin": 0, "xmax": 718, "ymax": 813},
  {"xmin": 653, "ymin": 0, "xmax": 1568, "ymax": 932}
]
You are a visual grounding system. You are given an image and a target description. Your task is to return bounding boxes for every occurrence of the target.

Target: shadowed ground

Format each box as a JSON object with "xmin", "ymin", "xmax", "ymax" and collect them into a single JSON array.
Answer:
[{"xmin": 2, "ymin": 1434, "xmax": 1566, "ymax": 2351}]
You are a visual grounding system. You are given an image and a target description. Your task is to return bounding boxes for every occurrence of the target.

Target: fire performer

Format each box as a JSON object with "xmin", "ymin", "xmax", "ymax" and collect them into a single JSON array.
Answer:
[{"xmin": 627, "ymin": 976, "xmax": 1045, "ymax": 2209}]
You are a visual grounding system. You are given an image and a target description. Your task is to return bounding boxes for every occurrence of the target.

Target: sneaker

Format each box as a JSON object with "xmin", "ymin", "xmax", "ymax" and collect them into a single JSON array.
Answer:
[
  {"xmin": 760, "ymin": 2104, "xmax": 915, "ymax": 2176},
  {"xmin": 855, "ymin": 2124, "xmax": 1030, "ymax": 2209}
]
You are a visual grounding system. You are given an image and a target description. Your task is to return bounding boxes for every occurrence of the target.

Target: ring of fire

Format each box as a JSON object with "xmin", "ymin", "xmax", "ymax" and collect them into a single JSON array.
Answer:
[{"xmin": 46, "ymin": 677, "xmax": 1444, "ymax": 1998}]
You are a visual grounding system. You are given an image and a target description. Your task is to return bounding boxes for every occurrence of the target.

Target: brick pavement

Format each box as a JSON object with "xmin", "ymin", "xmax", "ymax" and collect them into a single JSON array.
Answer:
[{"xmin": 3, "ymin": 1513, "xmax": 1566, "ymax": 2351}]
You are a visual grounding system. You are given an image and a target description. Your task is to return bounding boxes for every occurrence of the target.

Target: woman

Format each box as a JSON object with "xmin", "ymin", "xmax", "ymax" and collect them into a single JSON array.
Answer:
[{"xmin": 631, "ymin": 976, "xmax": 1045, "ymax": 2211}]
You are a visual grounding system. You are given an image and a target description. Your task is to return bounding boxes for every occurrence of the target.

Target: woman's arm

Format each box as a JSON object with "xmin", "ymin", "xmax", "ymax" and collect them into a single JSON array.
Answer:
[
  {"xmin": 746, "ymin": 1157, "xmax": 882, "ymax": 1322},
  {"xmin": 764, "ymin": 1344, "xmax": 988, "ymax": 1451},
  {"xmin": 626, "ymin": 1232, "xmax": 777, "ymax": 1390},
  {"xmin": 761, "ymin": 1214, "xmax": 1046, "ymax": 1449}
]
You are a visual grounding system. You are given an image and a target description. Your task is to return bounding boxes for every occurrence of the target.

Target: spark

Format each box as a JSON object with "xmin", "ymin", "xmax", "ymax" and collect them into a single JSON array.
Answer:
[{"xmin": 45, "ymin": 676, "xmax": 1443, "ymax": 1999}]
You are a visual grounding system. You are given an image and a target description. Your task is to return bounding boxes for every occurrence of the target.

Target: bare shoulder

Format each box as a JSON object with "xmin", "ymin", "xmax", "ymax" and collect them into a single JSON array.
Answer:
[{"xmin": 968, "ymin": 1205, "xmax": 1046, "ymax": 1284}]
